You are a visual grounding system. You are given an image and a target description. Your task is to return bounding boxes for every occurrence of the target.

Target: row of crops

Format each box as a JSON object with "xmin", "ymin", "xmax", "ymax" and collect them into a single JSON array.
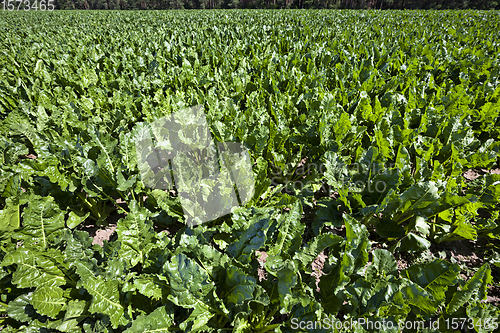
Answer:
[{"xmin": 1, "ymin": 9, "xmax": 500, "ymax": 332}]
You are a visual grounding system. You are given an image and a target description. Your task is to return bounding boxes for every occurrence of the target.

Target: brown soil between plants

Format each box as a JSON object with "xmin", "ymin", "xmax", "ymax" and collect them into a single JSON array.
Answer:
[
  {"xmin": 256, "ymin": 250, "xmax": 268, "ymax": 282},
  {"xmin": 78, "ymin": 210, "xmax": 122, "ymax": 246},
  {"xmin": 463, "ymin": 168, "xmax": 500, "ymax": 181},
  {"xmin": 311, "ymin": 251, "xmax": 327, "ymax": 292}
]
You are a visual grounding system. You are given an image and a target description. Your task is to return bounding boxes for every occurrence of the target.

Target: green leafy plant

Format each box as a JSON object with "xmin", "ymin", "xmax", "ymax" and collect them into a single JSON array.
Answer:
[{"xmin": 1, "ymin": 9, "xmax": 499, "ymax": 333}]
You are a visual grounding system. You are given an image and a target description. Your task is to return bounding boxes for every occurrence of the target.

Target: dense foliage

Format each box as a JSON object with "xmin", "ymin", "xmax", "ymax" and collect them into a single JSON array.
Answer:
[
  {"xmin": 49, "ymin": 0, "xmax": 500, "ymax": 10},
  {"xmin": 48, "ymin": 0, "xmax": 500, "ymax": 10},
  {"xmin": 1, "ymin": 10, "xmax": 500, "ymax": 332}
]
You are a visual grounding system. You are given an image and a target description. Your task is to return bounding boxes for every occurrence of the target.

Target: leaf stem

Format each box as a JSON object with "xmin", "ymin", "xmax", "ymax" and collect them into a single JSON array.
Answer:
[{"xmin": 257, "ymin": 324, "xmax": 281, "ymax": 333}]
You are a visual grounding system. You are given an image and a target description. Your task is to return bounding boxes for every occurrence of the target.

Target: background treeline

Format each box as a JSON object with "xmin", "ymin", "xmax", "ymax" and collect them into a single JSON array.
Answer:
[{"xmin": 54, "ymin": 0, "xmax": 500, "ymax": 10}]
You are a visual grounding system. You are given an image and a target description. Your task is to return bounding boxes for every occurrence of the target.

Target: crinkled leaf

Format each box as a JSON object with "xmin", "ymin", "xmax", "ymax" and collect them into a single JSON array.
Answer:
[
  {"xmin": 0, "ymin": 196, "xmax": 20, "ymax": 235},
  {"xmin": 116, "ymin": 200, "xmax": 155, "ymax": 267},
  {"xmin": 6, "ymin": 293, "xmax": 42, "ymax": 323},
  {"xmin": 2, "ymin": 248, "xmax": 67, "ymax": 288},
  {"xmin": 446, "ymin": 263, "xmax": 492, "ymax": 314},
  {"xmin": 124, "ymin": 306, "xmax": 174, "ymax": 333},
  {"xmin": 14, "ymin": 195, "xmax": 65, "ymax": 249},
  {"xmin": 399, "ymin": 279, "xmax": 436, "ymax": 314},
  {"xmin": 77, "ymin": 272, "xmax": 128, "ymax": 329},
  {"xmin": 267, "ymin": 200, "xmax": 304, "ymax": 259},
  {"xmin": 293, "ymin": 233, "xmax": 343, "ymax": 274},
  {"xmin": 224, "ymin": 265, "xmax": 256, "ymax": 306},
  {"xmin": 227, "ymin": 208, "xmax": 271, "ymax": 264},
  {"xmin": 164, "ymin": 253, "xmax": 214, "ymax": 307},
  {"xmin": 31, "ymin": 286, "xmax": 66, "ymax": 319},
  {"xmin": 56, "ymin": 299, "xmax": 87, "ymax": 332},
  {"xmin": 402, "ymin": 259, "xmax": 460, "ymax": 303}
]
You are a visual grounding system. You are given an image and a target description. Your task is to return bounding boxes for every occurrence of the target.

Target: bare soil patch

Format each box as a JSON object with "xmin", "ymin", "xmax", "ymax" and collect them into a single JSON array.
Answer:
[
  {"xmin": 255, "ymin": 250, "xmax": 268, "ymax": 282},
  {"xmin": 78, "ymin": 210, "xmax": 122, "ymax": 246},
  {"xmin": 311, "ymin": 251, "xmax": 327, "ymax": 292}
]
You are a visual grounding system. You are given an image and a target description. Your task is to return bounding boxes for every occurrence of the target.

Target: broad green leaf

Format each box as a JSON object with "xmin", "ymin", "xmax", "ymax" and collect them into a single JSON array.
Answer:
[
  {"xmin": 312, "ymin": 199, "xmax": 344, "ymax": 236},
  {"xmin": 227, "ymin": 208, "xmax": 271, "ymax": 264},
  {"xmin": 276, "ymin": 259, "xmax": 299, "ymax": 313},
  {"xmin": 402, "ymin": 259, "xmax": 460, "ymax": 303},
  {"xmin": 399, "ymin": 279, "xmax": 436, "ymax": 314},
  {"xmin": 66, "ymin": 211, "xmax": 90, "ymax": 229},
  {"xmin": 395, "ymin": 232, "xmax": 431, "ymax": 252},
  {"xmin": 179, "ymin": 302, "xmax": 215, "ymax": 331},
  {"xmin": 115, "ymin": 200, "xmax": 155, "ymax": 267},
  {"xmin": 164, "ymin": 252, "xmax": 215, "ymax": 302},
  {"xmin": 6, "ymin": 293, "xmax": 42, "ymax": 323},
  {"xmin": 124, "ymin": 306, "xmax": 174, "ymax": 333},
  {"xmin": 2, "ymin": 248, "xmax": 67, "ymax": 288},
  {"xmin": 446, "ymin": 264, "xmax": 492, "ymax": 314},
  {"xmin": 366, "ymin": 249, "xmax": 398, "ymax": 279},
  {"xmin": 342, "ymin": 214, "xmax": 370, "ymax": 278},
  {"xmin": 31, "ymin": 286, "xmax": 66, "ymax": 319},
  {"xmin": 14, "ymin": 195, "xmax": 65, "ymax": 249},
  {"xmin": 79, "ymin": 274, "xmax": 128, "ymax": 329},
  {"xmin": 0, "ymin": 197, "xmax": 20, "ymax": 235},
  {"xmin": 224, "ymin": 266, "xmax": 256, "ymax": 306},
  {"xmin": 132, "ymin": 274, "xmax": 167, "ymax": 300},
  {"xmin": 267, "ymin": 200, "xmax": 304, "ymax": 258},
  {"xmin": 293, "ymin": 233, "xmax": 343, "ymax": 274},
  {"xmin": 466, "ymin": 303, "xmax": 500, "ymax": 333},
  {"xmin": 56, "ymin": 300, "xmax": 87, "ymax": 332}
]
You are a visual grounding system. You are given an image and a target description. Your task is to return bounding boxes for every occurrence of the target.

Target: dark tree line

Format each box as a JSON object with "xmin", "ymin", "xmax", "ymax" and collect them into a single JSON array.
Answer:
[{"xmin": 54, "ymin": 0, "xmax": 499, "ymax": 11}]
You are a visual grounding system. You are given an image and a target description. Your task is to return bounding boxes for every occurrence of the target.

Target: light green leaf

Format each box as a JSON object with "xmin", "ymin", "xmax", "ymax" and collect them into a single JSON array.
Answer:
[
  {"xmin": 66, "ymin": 211, "xmax": 90, "ymax": 229},
  {"xmin": 116, "ymin": 200, "xmax": 155, "ymax": 267},
  {"xmin": 81, "ymin": 275, "xmax": 128, "ymax": 329},
  {"xmin": 14, "ymin": 195, "xmax": 65, "ymax": 249},
  {"xmin": 2, "ymin": 248, "xmax": 67, "ymax": 288},
  {"xmin": 0, "ymin": 196, "xmax": 20, "ymax": 235},
  {"xmin": 31, "ymin": 286, "xmax": 66, "ymax": 319},
  {"xmin": 124, "ymin": 306, "xmax": 174, "ymax": 333},
  {"xmin": 56, "ymin": 299, "xmax": 87, "ymax": 332}
]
